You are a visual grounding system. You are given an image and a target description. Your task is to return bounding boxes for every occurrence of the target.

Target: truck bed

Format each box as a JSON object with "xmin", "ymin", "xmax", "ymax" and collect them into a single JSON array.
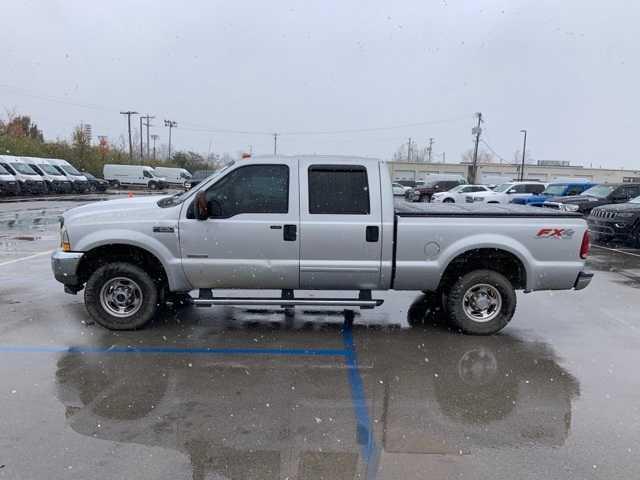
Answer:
[{"xmin": 394, "ymin": 201, "xmax": 581, "ymax": 218}]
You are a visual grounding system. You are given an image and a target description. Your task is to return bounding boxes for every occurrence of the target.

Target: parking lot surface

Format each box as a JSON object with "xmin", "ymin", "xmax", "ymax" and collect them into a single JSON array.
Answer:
[{"xmin": 1, "ymin": 198, "xmax": 639, "ymax": 479}]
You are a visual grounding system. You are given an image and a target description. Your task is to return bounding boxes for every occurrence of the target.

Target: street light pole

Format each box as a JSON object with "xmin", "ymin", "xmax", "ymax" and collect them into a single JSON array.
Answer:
[
  {"xmin": 520, "ymin": 129, "xmax": 527, "ymax": 181},
  {"xmin": 164, "ymin": 120, "xmax": 177, "ymax": 160}
]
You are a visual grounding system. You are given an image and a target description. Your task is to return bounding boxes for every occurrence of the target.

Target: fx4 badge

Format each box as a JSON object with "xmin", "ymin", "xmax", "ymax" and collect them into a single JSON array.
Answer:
[{"xmin": 536, "ymin": 228, "xmax": 575, "ymax": 239}]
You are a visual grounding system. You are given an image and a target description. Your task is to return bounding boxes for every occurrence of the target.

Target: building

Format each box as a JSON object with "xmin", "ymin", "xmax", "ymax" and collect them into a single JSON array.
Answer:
[{"xmin": 388, "ymin": 161, "xmax": 640, "ymax": 184}]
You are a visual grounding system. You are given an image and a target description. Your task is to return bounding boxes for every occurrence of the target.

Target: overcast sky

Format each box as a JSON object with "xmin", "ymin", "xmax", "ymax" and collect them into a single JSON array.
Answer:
[{"xmin": 1, "ymin": 0, "xmax": 638, "ymax": 168}]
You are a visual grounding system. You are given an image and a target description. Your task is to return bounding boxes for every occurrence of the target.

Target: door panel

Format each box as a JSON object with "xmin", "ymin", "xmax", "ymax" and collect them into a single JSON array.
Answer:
[
  {"xmin": 299, "ymin": 160, "xmax": 383, "ymax": 290},
  {"xmin": 179, "ymin": 162, "xmax": 300, "ymax": 289}
]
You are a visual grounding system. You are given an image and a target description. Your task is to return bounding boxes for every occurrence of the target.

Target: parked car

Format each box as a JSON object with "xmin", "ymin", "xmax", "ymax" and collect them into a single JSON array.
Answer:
[
  {"xmin": 52, "ymin": 156, "xmax": 591, "ymax": 336},
  {"xmin": 431, "ymin": 184, "xmax": 492, "ymax": 203},
  {"xmin": 154, "ymin": 167, "xmax": 192, "ymax": 188},
  {"xmin": 543, "ymin": 183, "xmax": 640, "ymax": 214},
  {"xmin": 392, "ymin": 182, "xmax": 411, "ymax": 196},
  {"xmin": 406, "ymin": 176, "xmax": 467, "ymax": 202},
  {"xmin": 587, "ymin": 196, "xmax": 640, "ymax": 247},
  {"xmin": 511, "ymin": 181, "xmax": 597, "ymax": 207},
  {"xmin": 0, "ymin": 163, "xmax": 20, "ymax": 196},
  {"xmin": 47, "ymin": 159, "xmax": 90, "ymax": 193},
  {"xmin": 22, "ymin": 157, "xmax": 73, "ymax": 194},
  {"xmin": 103, "ymin": 164, "xmax": 168, "ymax": 190},
  {"xmin": 470, "ymin": 181, "xmax": 546, "ymax": 204},
  {"xmin": 82, "ymin": 172, "xmax": 109, "ymax": 192},
  {"xmin": 0, "ymin": 156, "xmax": 47, "ymax": 194},
  {"xmin": 188, "ymin": 170, "xmax": 217, "ymax": 189}
]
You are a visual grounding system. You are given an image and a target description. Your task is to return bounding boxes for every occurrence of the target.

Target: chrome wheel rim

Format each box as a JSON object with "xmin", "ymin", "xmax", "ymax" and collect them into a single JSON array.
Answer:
[
  {"xmin": 99, "ymin": 277, "xmax": 143, "ymax": 318},
  {"xmin": 462, "ymin": 283, "xmax": 502, "ymax": 323}
]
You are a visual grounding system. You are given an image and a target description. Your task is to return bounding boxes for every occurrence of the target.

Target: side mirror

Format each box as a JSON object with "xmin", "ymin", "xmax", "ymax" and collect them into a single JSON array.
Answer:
[
  {"xmin": 194, "ymin": 191, "xmax": 209, "ymax": 220},
  {"xmin": 507, "ymin": 189, "xmax": 516, "ymax": 194}
]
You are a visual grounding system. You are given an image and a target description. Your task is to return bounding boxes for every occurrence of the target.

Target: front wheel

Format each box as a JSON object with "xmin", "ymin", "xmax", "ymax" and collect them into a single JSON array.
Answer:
[
  {"xmin": 443, "ymin": 198, "xmax": 455, "ymax": 203},
  {"xmin": 446, "ymin": 270, "xmax": 516, "ymax": 335},
  {"xmin": 84, "ymin": 262, "xmax": 159, "ymax": 330},
  {"xmin": 148, "ymin": 181, "xmax": 158, "ymax": 190}
]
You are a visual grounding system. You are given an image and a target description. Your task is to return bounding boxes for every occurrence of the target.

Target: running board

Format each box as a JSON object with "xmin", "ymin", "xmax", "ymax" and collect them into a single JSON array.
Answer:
[{"xmin": 192, "ymin": 297, "xmax": 383, "ymax": 308}]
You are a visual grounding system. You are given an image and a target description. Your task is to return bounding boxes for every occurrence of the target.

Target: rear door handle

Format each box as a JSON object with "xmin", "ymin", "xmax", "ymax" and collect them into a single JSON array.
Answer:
[
  {"xmin": 283, "ymin": 224, "xmax": 297, "ymax": 241},
  {"xmin": 366, "ymin": 226, "xmax": 379, "ymax": 242}
]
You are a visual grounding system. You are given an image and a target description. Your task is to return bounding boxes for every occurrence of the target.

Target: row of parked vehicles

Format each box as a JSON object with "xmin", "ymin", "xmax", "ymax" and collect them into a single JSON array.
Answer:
[
  {"xmin": 394, "ymin": 176, "xmax": 640, "ymax": 247},
  {"xmin": 0, "ymin": 154, "xmax": 195, "ymax": 196},
  {"xmin": 0, "ymin": 155, "xmax": 108, "ymax": 195}
]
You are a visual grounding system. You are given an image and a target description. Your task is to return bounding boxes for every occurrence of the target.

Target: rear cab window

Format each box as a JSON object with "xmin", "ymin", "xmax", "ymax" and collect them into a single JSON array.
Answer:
[{"xmin": 308, "ymin": 165, "xmax": 370, "ymax": 215}]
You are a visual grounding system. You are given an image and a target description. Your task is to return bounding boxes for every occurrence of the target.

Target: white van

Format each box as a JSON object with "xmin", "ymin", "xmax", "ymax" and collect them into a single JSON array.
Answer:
[
  {"xmin": 0, "ymin": 155, "xmax": 47, "ymax": 194},
  {"xmin": 153, "ymin": 167, "xmax": 191, "ymax": 188},
  {"xmin": 103, "ymin": 164, "xmax": 168, "ymax": 190},
  {"xmin": 47, "ymin": 159, "xmax": 90, "ymax": 193},
  {"xmin": 21, "ymin": 157, "xmax": 73, "ymax": 194},
  {"xmin": 0, "ymin": 162, "xmax": 20, "ymax": 196}
]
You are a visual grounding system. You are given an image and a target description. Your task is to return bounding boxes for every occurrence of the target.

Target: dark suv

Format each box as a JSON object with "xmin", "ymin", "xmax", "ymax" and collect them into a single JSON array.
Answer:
[
  {"xmin": 587, "ymin": 195, "xmax": 640, "ymax": 247},
  {"xmin": 543, "ymin": 183, "xmax": 640, "ymax": 215},
  {"xmin": 407, "ymin": 178, "xmax": 467, "ymax": 202}
]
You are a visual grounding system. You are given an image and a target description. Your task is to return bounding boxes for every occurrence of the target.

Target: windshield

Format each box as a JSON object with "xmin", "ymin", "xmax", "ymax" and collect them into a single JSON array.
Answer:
[
  {"xmin": 582, "ymin": 184, "xmax": 616, "ymax": 198},
  {"xmin": 62, "ymin": 165, "xmax": 83, "ymax": 176},
  {"xmin": 493, "ymin": 183, "xmax": 514, "ymax": 192},
  {"xmin": 630, "ymin": 196, "xmax": 640, "ymax": 204},
  {"xmin": 11, "ymin": 162, "xmax": 38, "ymax": 175},
  {"xmin": 543, "ymin": 184, "xmax": 568, "ymax": 196},
  {"xmin": 38, "ymin": 164, "xmax": 62, "ymax": 175},
  {"xmin": 445, "ymin": 185, "xmax": 466, "ymax": 193}
]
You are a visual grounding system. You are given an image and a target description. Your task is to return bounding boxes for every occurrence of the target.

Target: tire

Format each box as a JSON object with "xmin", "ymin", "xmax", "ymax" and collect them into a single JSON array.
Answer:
[
  {"xmin": 443, "ymin": 198, "xmax": 455, "ymax": 203},
  {"xmin": 112, "ymin": 180, "xmax": 121, "ymax": 189},
  {"xmin": 148, "ymin": 181, "xmax": 158, "ymax": 190},
  {"xmin": 446, "ymin": 269, "xmax": 516, "ymax": 335},
  {"xmin": 84, "ymin": 262, "xmax": 159, "ymax": 330}
]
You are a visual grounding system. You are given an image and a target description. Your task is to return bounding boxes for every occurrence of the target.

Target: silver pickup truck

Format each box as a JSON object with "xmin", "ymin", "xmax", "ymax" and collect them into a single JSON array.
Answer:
[{"xmin": 51, "ymin": 156, "xmax": 592, "ymax": 334}]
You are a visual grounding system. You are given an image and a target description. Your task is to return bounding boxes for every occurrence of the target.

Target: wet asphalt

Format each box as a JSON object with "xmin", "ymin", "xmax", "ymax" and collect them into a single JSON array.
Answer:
[{"xmin": 0, "ymin": 198, "xmax": 639, "ymax": 479}]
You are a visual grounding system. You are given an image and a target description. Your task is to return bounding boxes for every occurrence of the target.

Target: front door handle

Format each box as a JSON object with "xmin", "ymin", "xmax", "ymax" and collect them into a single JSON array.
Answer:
[{"xmin": 283, "ymin": 224, "xmax": 297, "ymax": 241}]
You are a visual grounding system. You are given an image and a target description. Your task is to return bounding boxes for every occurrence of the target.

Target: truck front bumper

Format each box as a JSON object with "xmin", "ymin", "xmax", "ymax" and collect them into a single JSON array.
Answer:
[
  {"xmin": 51, "ymin": 250, "xmax": 84, "ymax": 291},
  {"xmin": 574, "ymin": 271, "xmax": 594, "ymax": 290}
]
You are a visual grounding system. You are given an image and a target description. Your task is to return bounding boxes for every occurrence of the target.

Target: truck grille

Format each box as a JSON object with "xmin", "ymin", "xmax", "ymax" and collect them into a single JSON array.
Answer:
[{"xmin": 591, "ymin": 209, "xmax": 616, "ymax": 219}]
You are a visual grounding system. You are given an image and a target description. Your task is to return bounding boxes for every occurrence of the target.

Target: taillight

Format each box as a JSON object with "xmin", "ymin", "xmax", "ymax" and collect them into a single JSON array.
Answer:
[{"xmin": 580, "ymin": 230, "xmax": 590, "ymax": 259}]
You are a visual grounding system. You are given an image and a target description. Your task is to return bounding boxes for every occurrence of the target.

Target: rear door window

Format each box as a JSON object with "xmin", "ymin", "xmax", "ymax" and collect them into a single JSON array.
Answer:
[{"xmin": 308, "ymin": 165, "xmax": 370, "ymax": 214}]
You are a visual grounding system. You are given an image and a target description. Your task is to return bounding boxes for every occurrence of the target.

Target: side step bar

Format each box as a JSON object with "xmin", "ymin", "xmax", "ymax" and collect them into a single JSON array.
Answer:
[{"xmin": 193, "ymin": 297, "xmax": 383, "ymax": 308}]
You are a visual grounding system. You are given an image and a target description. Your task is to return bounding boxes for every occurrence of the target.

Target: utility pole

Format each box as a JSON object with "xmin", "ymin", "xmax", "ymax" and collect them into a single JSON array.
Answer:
[
  {"xmin": 273, "ymin": 133, "xmax": 278, "ymax": 156},
  {"xmin": 520, "ymin": 129, "xmax": 528, "ymax": 181},
  {"xmin": 120, "ymin": 111, "xmax": 138, "ymax": 163},
  {"xmin": 427, "ymin": 138, "xmax": 434, "ymax": 163},
  {"xmin": 141, "ymin": 115, "xmax": 155, "ymax": 161},
  {"xmin": 164, "ymin": 120, "xmax": 177, "ymax": 160},
  {"xmin": 151, "ymin": 134, "xmax": 159, "ymax": 161},
  {"xmin": 139, "ymin": 116, "xmax": 144, "ymax": 161},
  {"xmin": 407, "ymin": 137, "xmax": 412, "ymax": 162},
  {"xmin": 442, "ymin": 152, "xmax": 446, "ymax": 163},
  {"xmin": 471, "ymin": 112, "xmax": 483, "ymax": 183}
]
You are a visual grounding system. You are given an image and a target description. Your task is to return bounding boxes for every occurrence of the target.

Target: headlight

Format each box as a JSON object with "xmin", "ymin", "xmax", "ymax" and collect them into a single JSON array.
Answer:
[
  {"xmin": 562, "ymin": 204, "xmax": 580, "ymax": 212},
  {"xmin": 616, "ymin": 212, "xmax": 635, "ymax": 218}
]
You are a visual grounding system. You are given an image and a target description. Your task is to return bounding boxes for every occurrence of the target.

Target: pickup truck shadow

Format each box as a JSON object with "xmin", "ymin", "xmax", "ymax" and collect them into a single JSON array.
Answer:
[{"xmin": 55, "ymin": 304, "xmax": 580, "ymax": 479}]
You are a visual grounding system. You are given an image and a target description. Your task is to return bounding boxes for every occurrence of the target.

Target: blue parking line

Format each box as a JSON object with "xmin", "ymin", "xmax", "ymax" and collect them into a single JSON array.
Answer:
[
  {"xmin": 342, "ymin": 323, "xmax": 379, "ymax": 479},
  {"xmin": 0, "ymin": 344, "xmax": 349, "ymax": 356}
]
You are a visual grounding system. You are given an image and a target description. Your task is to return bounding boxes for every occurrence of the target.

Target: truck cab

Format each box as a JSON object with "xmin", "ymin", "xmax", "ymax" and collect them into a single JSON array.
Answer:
[{"xmin": 22, "ymin": 157, "xmax": 73, "ymax": 194}]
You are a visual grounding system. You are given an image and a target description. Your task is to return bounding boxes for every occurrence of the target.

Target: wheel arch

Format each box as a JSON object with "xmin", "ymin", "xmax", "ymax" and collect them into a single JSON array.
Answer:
[{"xmin": 438, "ymin": 247, "xmax": 528, "ymax": 292}]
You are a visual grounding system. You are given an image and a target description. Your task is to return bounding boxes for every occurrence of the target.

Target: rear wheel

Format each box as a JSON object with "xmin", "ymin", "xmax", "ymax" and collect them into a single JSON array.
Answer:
[
  {"xmin": 112, "ymin": 180, "xmax": 121, "ymax": 189},
  {"xmin": 443, "ymin": 198, "xmax": 455, "ymax": 203},
  {"xmin": 84, "ymin": 262, "xmax": 159, "ymax": 330},
  {"xmin": 446, "ymin": 269, "xmax": 516, "ymax": 335}
]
